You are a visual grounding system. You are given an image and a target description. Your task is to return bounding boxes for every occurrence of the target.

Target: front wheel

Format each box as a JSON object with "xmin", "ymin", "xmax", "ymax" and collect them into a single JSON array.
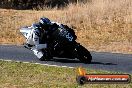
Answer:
[
  {"xmin": 76, "ymin": 44, "xmax": 92, "ymax": 64},
  {"xmin": 39, "ymin": 49, "xmax": 53, "ymax": 61}
]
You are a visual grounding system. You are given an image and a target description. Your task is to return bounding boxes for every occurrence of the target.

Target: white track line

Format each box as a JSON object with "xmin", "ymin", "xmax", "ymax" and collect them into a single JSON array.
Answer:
[
  {"xmin": 0, "ymin": 59, "xmax": 74, "ymax": 68},
  {"xmin": 0, "ymin": 45, "xmax": 75, "ymax": 68}
]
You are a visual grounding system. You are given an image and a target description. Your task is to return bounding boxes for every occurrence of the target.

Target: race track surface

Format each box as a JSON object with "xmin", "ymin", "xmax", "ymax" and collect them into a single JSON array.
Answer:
[{"xmin": 0, "ymin": 45, "xmax": 132, "ymax": 73}]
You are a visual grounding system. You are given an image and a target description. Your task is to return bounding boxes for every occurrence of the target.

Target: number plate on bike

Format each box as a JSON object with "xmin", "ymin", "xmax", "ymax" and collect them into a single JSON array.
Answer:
[{"xmin": 58, "ymin": 28, "xmax": 73, "ymax": 42}]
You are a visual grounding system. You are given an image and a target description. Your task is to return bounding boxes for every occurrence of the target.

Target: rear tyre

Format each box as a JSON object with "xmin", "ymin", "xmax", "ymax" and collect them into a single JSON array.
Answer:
[{"xmin": 76, "ymin": 44, "xmax": 92, "ymax": 64}]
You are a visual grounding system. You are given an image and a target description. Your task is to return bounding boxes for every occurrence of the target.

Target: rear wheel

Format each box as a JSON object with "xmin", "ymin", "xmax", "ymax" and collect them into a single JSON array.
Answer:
[{"xmin": 76, "ymin": 44, "xmax": 92, "ymax": 64}]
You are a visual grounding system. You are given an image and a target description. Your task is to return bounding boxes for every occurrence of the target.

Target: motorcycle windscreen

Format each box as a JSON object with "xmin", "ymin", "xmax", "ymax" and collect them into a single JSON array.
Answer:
[{"xmin": 20, "ymin": 27, "xmax": 32, "ymax": 39}]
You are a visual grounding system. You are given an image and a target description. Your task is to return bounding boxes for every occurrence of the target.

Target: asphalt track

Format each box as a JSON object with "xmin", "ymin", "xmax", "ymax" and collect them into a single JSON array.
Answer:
[{"xmin": 0, "ymin": 45, "xmax": 132, "ymax": 73}]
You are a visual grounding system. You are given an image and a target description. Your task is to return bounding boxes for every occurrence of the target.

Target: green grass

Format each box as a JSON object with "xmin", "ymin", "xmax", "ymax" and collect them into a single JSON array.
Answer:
[{"xmin": 0, "ymin": 60, "xmax": 131, "ymax": 88}]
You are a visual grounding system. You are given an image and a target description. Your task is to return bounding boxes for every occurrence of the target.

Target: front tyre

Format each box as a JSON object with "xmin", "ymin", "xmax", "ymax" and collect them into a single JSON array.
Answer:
[
  {"xmin": 76, "ymin": 44, "xmax": 92, "ymax": 64},
  {"xmin": 39, "ymin": 49, "xmax": 53, "ymax": 61}
]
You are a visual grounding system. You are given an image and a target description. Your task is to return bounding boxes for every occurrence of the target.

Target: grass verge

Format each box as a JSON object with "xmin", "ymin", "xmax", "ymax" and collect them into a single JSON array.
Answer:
[{"xmin": 0, "ymin": 60, "xmax": 131, "ymax": 88}]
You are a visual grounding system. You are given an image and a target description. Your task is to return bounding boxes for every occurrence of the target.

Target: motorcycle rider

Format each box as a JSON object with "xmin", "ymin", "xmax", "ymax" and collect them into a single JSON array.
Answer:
[{"xmin": 24, "ymin": 17, "xmax": 76, "ymax": 61}]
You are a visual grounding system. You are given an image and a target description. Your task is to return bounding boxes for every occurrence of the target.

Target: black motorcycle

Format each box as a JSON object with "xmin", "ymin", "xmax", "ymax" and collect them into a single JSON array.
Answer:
[
  {"xmin": 41, "ymin": 25, "xmax": 92, "ymax": 64},
  {"xmin": 20, "ymin": 25, "xmax": 92, "ymax": 64}
]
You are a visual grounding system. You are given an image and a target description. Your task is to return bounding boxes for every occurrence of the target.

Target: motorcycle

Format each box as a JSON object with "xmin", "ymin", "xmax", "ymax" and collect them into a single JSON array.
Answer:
[{"xmin": 20, "ymin": 25, "xmax": 92, "ymax": 64}]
